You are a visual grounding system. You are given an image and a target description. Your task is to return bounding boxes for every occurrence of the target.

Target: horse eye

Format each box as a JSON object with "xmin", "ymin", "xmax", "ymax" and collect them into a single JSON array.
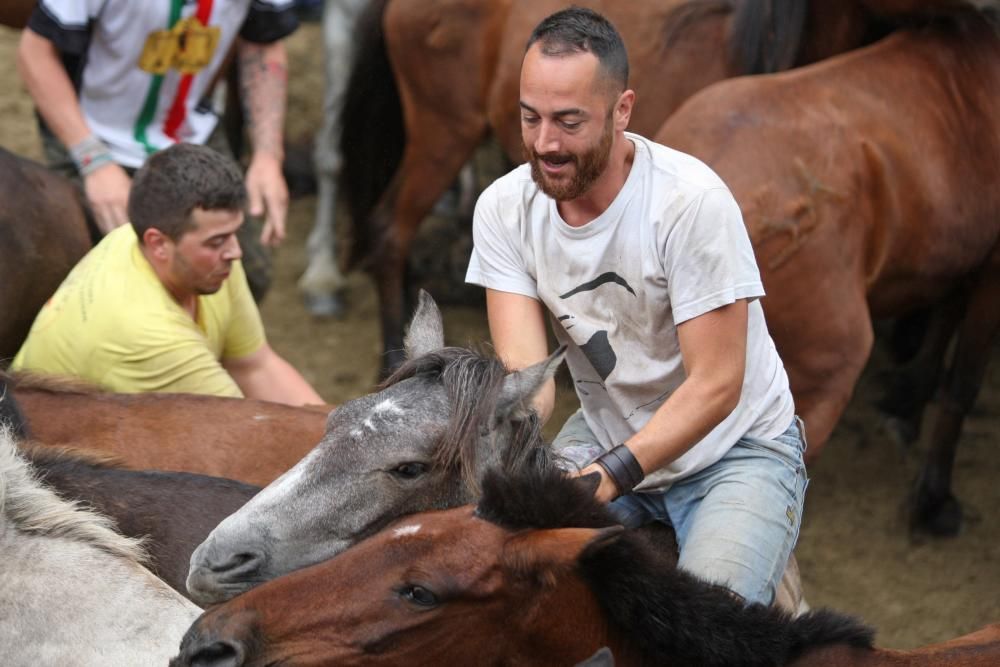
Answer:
[
  {"xmin": 392, "ymin": 462, "xmax": 427, "ymax": 479},
  {"xmin": 400, "ymin": 585, "xmax": 438, "ymax": 607}
]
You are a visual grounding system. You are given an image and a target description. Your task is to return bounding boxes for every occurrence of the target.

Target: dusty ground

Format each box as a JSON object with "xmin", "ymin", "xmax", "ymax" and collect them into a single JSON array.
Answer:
[{"xmin": 1, "ymin": 21, "xmax": 997, "ymax": 651}]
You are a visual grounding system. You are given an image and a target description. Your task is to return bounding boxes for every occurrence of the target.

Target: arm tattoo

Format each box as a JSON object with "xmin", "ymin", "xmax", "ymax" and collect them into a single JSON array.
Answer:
[{"xmin": 238, "ymin": 40, "xmax": 288, "ymax": 159}]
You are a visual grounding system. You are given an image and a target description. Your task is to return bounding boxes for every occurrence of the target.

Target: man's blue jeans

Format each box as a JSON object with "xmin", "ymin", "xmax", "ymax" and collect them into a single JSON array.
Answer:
[{"xmin": 553, "ymin": 410, "xmax": 808, "ymax": 605}]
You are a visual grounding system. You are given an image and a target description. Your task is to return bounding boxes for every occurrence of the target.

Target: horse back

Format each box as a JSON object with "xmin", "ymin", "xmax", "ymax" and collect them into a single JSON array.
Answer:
[
  {"xmin": 657, "ymin": 20, "xmax": 1000, "ymax": 314},
  {"xmin": 12, "ymin": 383, "xmax": 330, "ymax": 486}
]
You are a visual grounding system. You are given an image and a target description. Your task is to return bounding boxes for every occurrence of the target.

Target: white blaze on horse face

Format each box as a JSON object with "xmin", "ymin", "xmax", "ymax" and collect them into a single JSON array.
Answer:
[
  {"xmin": 393, "ymin": 524, "xmax": 422, "ymax": 539},
  {"xmin": 353, "ymin": 398, "xmax": 406, "ymax": 437}
]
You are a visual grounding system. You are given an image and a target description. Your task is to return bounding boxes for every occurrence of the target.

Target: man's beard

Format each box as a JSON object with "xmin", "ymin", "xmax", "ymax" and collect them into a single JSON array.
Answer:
[{"xmin": 524, "ymin": 114, "xmax": 614, "ymax": 202}]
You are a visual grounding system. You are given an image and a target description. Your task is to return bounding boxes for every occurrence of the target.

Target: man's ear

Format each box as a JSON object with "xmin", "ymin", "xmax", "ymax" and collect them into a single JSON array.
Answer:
[
  {"xmin": 614, "ymin": 88, "xmax": 635, "ymax": 131},
  {"xmin": 142, "ymin": 227, "xmax": 172, "ymax": 261}
]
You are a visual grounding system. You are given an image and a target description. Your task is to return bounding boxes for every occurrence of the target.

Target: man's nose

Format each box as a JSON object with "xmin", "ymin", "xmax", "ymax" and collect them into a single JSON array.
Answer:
[
  {"xmin": 223, "ymin": 235, "xmax": 243, "ymax": 261},
  {"xmin": 534, "ymin": 120, "xmax": 562, "ymax": 155}
]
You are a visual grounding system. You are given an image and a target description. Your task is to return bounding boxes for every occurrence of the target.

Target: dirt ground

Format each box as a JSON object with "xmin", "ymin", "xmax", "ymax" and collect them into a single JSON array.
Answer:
[{"xmin": 1, "ymin": 21, "xmax": 997, "ymax": 651}]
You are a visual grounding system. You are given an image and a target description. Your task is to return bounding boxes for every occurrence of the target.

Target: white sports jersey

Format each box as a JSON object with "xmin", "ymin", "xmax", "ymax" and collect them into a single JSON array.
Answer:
[
  {"xmin": 30, "ymin": 0, "xmax": 297, "ymax": 166},
  {"xmin": 467, "ymin": 133, "xmax": 795, "ymax": 488}
]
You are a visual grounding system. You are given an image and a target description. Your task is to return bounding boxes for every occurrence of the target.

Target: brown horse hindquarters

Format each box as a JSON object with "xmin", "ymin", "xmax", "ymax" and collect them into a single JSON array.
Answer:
[
  {"xmin": 656, "ymin": 21, "xmax": 1000, "ymax": 531},
  {"xmin": 0, "ymin": 149, "xmax": 92, "ymax": 364},
  {"xmin": 12, "ymin": 383, "xmax": 330, "ymax": 486}
]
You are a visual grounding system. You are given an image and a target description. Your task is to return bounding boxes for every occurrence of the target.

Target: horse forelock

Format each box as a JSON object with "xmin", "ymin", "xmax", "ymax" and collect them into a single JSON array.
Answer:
[
  {"xmin": 383, "ymin": 347, "xmax": 550, "ymax": 492},
  {"xmin": 0, "ymin": 427, "xmax": 148, "ymax": 565}
]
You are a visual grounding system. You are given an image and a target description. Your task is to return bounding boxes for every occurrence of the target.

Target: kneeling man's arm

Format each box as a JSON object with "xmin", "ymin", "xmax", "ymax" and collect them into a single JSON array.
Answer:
[{"xmin": 224, "ymin": 344, "xmax": 325, "ymax": 406}]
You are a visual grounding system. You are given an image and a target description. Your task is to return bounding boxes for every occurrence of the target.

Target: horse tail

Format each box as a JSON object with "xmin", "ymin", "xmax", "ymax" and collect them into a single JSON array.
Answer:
[
  {"xmin": 662, "ymin": 0, "xmax": 735, "ymax": 54},
  {"xmin": 729, "ymin": 0, "xmax": 809, "ymax": 74},
  {"xmin": 340, "ymin": 0, "xmax": 404, "ymax": 270}
]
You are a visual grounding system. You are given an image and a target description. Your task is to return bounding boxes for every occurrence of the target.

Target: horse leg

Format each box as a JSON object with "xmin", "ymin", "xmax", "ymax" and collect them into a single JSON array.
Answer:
[
  {"xmin": 876, "ymin": 297, "xmax": 963, "ymax": 447},
  {"xmin": 910, "ymin": 273, "xmax": 1000, "ymax": 537},
  {"xmin": 298, "ymin": 0, "xmax": 369, "ymax": 317},
  {"xmin": 369, "ymin": 119, "xmax": 487, "ymax": 374},
  {"xmin": 776, "ymin": 295, "xmax": 875, "ymax": 464}
]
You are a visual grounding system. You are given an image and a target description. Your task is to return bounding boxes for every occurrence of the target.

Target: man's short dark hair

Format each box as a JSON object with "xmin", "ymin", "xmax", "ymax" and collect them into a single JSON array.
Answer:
[
  {"xmin": 525, "ymin": 6, "xmax": 629, "ymax": 93},
  {"xmin": 128, "ymin": 143, "xmax": 247, "ymax": 242}
]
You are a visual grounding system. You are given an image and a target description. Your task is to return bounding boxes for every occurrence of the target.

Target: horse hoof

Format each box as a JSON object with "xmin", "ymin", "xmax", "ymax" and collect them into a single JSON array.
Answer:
[
  {"xmin": 911, "ymin": 493, "xmax": 963, "ymax": 537},
  {"xmin": 304, "ymin": 293, "xmax": 347, "ymax": 319}
]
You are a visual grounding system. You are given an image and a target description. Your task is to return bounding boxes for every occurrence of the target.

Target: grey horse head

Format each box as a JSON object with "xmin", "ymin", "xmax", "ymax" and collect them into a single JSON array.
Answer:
[{"xmin": 187, "ymin": 291, "xmax": 565, "ymax": 606}]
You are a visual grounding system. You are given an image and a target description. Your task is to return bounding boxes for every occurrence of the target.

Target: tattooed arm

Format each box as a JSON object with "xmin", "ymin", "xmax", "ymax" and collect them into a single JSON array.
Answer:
[{"xmin": 238, "ymin": 37, "xmax": 290, "ymax": 246}]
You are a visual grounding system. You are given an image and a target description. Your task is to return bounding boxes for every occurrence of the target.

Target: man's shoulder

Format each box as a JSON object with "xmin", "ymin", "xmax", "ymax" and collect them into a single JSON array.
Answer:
[{"xmin": 631, "ymin": 133, "xmax": 730, "ymax": 195}]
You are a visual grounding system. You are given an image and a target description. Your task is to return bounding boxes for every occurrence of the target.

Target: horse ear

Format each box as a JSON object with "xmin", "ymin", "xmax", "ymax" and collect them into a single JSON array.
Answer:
[
  {"xmin": 504, "ymin": 525, "xmax": 624, "ymax": 579},
  {"xmin": 404, "ymin": 290, "xmax": 445, "ymax": 358},
  {"xmin": 496, "ymin": 345, "xmax": 567, "ymax": 420}
]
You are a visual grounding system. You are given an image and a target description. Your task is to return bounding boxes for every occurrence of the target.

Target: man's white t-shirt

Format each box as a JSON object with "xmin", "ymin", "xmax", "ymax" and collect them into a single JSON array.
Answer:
[{"xmin": 466, "ymin": 133, "xmax": 794, "ymax": 489}]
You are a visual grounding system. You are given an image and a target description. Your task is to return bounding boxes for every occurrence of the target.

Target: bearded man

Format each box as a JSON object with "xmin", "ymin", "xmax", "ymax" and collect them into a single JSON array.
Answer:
[{"xmin": 465, "ymin": 6, "xmax": 807, "ymax": 606}]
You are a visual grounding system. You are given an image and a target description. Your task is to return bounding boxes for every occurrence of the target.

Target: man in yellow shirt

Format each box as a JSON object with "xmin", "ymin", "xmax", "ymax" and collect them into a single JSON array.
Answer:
[{"xmin": 13, "ymin": 143, "xmax": 323, "ymax": 406}]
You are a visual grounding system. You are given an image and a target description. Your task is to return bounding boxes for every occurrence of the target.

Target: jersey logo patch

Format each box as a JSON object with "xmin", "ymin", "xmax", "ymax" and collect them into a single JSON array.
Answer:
[{"xmin": 139, "ymin": 16, "xmax": 220, "ymax": 75}]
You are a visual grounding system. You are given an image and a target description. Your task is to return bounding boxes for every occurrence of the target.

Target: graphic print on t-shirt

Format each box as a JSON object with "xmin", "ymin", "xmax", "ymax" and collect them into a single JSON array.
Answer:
[{"xmin": 558, "ymin": 271, "xmax": 636, "ymax": 389}]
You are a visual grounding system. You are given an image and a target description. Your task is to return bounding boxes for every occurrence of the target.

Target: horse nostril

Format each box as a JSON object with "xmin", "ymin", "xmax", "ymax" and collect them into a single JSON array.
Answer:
[
  {"xmin": 209, "ymin": 550, "xmax": 265, "ymax": 576},
  {"xmin": 184, "ymin": 639, "xmax": 246, "ymax": 667}
]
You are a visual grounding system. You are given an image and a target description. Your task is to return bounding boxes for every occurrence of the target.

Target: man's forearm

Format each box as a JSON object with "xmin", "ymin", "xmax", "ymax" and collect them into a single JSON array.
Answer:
[
  {"xmin": 18, "ymin": 30, "xmax": 93, "ymax": 148},
  {"xmin": 237, "ymin": 39, "xmax": 287, "ymax": 160}
]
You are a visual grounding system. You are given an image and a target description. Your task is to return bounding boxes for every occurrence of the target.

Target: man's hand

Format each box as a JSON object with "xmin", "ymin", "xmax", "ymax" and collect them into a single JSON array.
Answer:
[
  {"xmin": 83, "ymin": 163, "xmax": 132, "ymax": 234},
  {"xmin": 574, "ymin": 463, "xmax": 620, "ymax": 504},
  {"xmin": 246, "ymin": 152, "xmax": 288, "ymax": 247}
]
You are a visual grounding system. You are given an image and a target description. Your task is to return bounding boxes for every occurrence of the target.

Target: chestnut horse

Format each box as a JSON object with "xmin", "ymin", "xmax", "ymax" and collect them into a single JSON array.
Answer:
[
  {"xmin": 3, "ymin": 373, "xmax": 330, "ymax": 486},
  {"xmin": 0, "ymin": 0, "xmax": 32, "ymax": 28},
  {"xmin": 173, "ymin": 466, "xmax": 1000, "ymax": 666},
  {"xmin": 340, "ymin": 0, "xmax": 980, "ymax": 372},
  {"xmin": 655, "ymin": 10, "xmax": 1000, "ymax": 534},
  {"xmin": 0, "ymin": 149, "xmax": 95, "ymax": 364}
]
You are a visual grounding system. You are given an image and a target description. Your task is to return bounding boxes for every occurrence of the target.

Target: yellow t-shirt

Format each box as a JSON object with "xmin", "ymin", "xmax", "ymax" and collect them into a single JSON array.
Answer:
[{"xmin": 11, "ymin": 225, "xmax": 265, "ymax": 397}]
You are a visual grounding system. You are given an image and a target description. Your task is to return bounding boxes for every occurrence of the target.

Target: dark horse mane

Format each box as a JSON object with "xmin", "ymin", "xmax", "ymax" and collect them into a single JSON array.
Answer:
[
  {"xmin": 382, "ymin": 346, "xmax": 555, "ymax": 492},
  {"xmin": 477, "ymin": 466, "xmax": 876, "ymax": 666}
]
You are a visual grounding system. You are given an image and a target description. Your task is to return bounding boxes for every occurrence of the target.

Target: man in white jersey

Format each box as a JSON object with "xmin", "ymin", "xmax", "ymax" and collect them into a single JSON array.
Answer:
[
  {"xmin": 465, "ymin": 7, "xmax": 807, "ymax": 605},
  {"xmin": 17, "ymin": 0, "xmax": 298, "ymax": 300}
]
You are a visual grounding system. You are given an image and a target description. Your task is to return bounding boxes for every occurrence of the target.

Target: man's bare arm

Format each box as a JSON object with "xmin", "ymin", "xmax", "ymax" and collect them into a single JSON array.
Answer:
[
  {"xmin": 486, "ymin": 288, "xmax": 555, "ymax": 422},
  {"xmin": 17, "ymin": 29, "xmax": 130, "ymax": 232},
  {"xmin": 580, "ymin": 300, "xmax": 749, "ymax": 502},
  {"xmin": 237, "ymin": 38, "xmax": 289, "ymax": 246},
  {"xmin": 224, "ymin": 343, "xmax": 325, "ymax": 406}
]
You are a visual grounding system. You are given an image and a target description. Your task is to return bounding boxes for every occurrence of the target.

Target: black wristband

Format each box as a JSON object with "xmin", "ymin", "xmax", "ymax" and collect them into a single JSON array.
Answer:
[{"xmin": 594, "ymin": 444, "xmax": 644, "ymax": 496}]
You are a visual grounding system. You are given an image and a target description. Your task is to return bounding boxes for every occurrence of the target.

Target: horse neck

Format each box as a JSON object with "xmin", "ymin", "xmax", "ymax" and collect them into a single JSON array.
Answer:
[{"xmin": 0, "ymin": 527, "xmax": 199, "ymax": 664}]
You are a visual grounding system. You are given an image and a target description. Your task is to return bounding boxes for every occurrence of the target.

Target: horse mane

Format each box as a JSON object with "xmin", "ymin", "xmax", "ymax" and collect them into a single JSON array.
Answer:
[
  {"xmin": 0, "ymin": 427, "xmax": 148, "ymax": 565},
  {"xmin": 728, "ymin": 0, "xmax": 809, "ymax": 74},
  {"xmin": 1, "ymin": 370, "xmax": 105, "ymax": 395},
  {"xmin": 477, "ymin": 466, "xmax": 876, "ymax": 666},
  {"xmin": 382, "ymin": 346, "xmax": 554, "ymax": 492},
  {"xmin": 19, "ymin": 442, "xmax": 127, "ymax": 471}
]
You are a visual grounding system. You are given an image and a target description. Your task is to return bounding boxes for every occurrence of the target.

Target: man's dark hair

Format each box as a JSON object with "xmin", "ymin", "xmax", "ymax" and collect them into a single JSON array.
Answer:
[
  {"xmin": 525, "ymin": 6, "xmax": 629, "ymax": 93},
  {"xmin": 128, "ymin": 143, "xmax": 247, "ymax": 242}
]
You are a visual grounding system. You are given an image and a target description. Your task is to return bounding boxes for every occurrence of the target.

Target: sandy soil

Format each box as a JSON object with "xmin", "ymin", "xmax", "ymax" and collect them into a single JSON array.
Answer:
[{"xmin": 1, "ymin": 21, "xmax": 997, "ymax": 651}]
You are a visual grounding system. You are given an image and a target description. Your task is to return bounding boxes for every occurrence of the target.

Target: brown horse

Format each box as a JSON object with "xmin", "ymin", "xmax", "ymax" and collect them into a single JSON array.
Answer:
[
  {"xmin": 341, "ymin": 0, "xmax": 976, "ymax": 372},
  {"xmin": 0, "ymin": 0, "xmax": 33, "ymax": 29},
  {"xmin": 171, "ymin": 467, "xmax": 1000, "ymax": 666},
  {"xmin": 655, "ymin": 10, "xmax": 1000, "ymax": 534},
  {"xmin": 3, "ymin": 373, "xmax": 330, "ymax": 486},
  {"xmin": 0, "ymin": 149, "xmax": 95, "ymax": 364},
  {"xmin": 22, "ymin": 445, "xmax": 259, "ymax": 601}
]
